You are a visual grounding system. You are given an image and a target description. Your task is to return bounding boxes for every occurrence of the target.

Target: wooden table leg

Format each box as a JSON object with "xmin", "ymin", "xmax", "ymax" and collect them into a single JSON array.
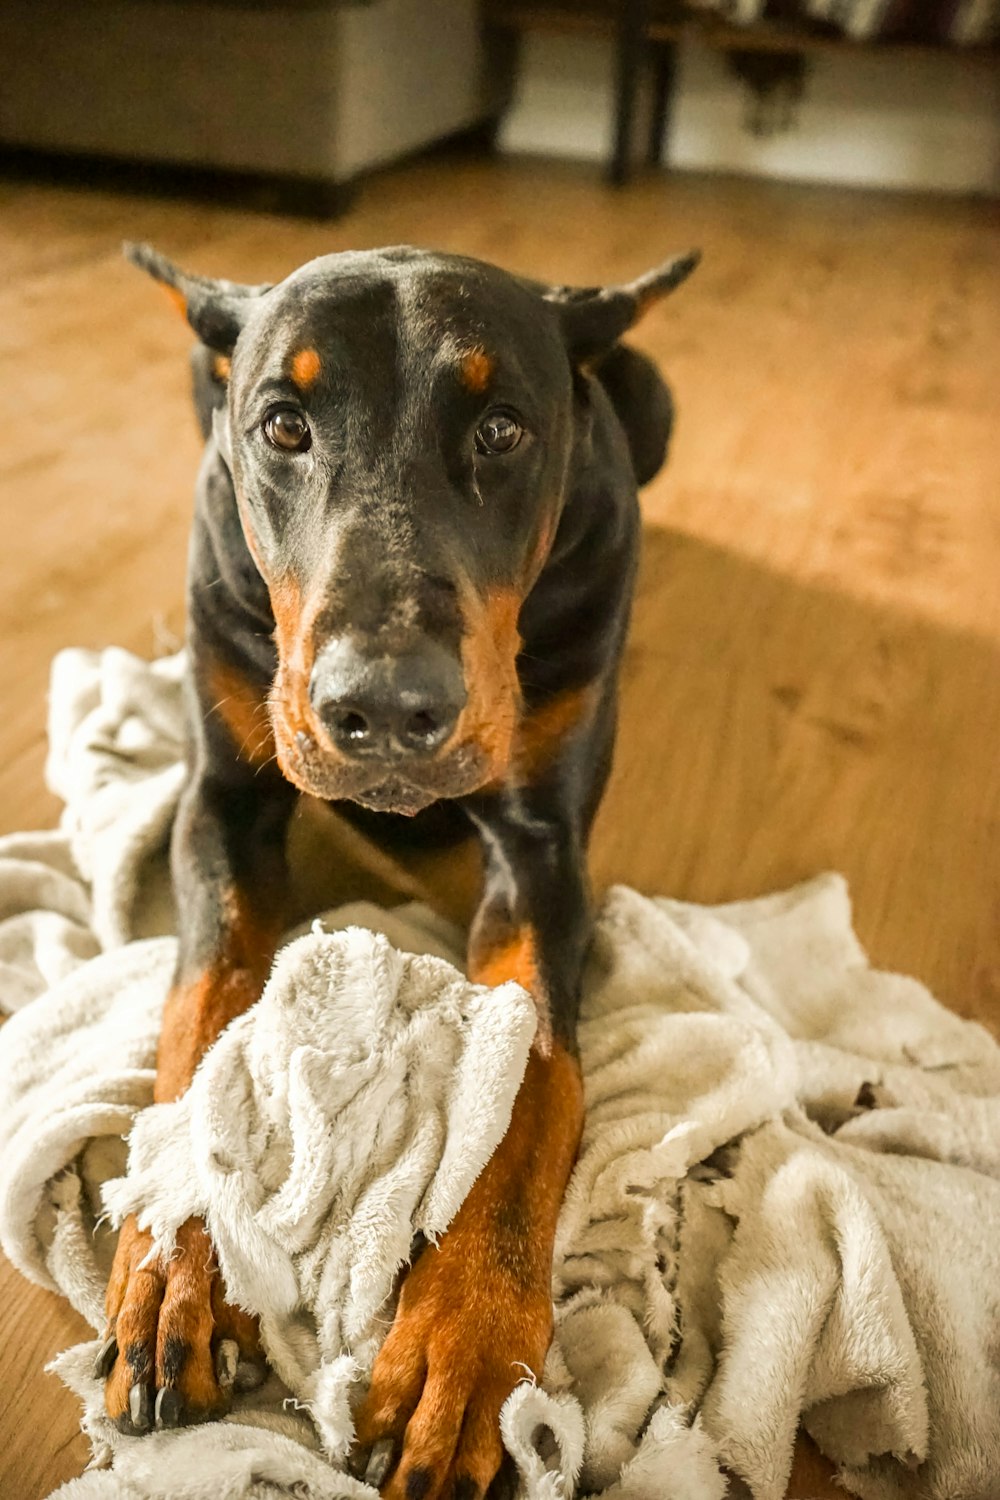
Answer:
[{"xmin": 609, "ymin": 0, "xmax": 647, "ymax": 185}]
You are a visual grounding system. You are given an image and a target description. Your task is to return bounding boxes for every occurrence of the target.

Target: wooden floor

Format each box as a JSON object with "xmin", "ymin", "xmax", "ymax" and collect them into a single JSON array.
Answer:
[{"xmin": 1, "ymin": 149, "xmax": 998, "ymax": 1499}]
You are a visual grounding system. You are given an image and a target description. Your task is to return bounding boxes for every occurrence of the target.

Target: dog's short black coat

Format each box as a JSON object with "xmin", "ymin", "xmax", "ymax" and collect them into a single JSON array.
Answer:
[{"xmin": 100, "ymin": 241, "xmax": 697, "ymax": 1498}]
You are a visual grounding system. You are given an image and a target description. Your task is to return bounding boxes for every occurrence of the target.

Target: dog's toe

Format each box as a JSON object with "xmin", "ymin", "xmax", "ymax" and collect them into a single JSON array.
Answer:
[
  {"xmin": 352, "ymin": 1229, "xmax": 551, "ymax": 1500},
  {"xmin": 103, "ymin": 1213, "xmax": 265, "ymax": 1435}
]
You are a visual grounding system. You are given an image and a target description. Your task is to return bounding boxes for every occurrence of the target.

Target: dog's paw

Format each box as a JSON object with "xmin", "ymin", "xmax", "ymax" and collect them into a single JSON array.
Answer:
[
  {"xmin": 351, "ymin": 1228, "xmax": 552, "ymax": 1500},
  {"xmin": 99, "ymin": 1214, "xmax": 266, "ymax": 1433}
]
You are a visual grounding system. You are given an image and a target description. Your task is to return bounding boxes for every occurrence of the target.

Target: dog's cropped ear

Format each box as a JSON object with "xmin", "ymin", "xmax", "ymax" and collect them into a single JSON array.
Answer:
[
  {"xmin": 546, "ymin": 250, "xmax": 700, "ymax": 362},
  {"xmin": 124, "ymin": 241, "xmax": 271, "ymax": 355}
]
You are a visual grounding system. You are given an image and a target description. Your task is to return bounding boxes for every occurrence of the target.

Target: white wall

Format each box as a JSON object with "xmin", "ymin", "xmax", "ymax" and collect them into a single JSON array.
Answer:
[{"xmin": 498, "ymin": 31, "xmax": 1000, "ymax": 195}]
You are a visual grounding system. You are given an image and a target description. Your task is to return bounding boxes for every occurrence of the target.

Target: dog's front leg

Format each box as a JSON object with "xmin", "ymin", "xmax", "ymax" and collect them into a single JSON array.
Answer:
[
  {"xmin": 100, "ymin": 755, "xmax": 296, "ymax": 1433},
  {"xmin": 354, "ymin": 793, "xmax": 590, "ymax": 1500}
]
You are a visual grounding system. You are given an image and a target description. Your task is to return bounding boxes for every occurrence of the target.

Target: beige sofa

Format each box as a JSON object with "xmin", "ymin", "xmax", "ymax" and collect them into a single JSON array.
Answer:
[{"xmin": 0, "ymin": 0, "xmax": 497, "ymax": 210}]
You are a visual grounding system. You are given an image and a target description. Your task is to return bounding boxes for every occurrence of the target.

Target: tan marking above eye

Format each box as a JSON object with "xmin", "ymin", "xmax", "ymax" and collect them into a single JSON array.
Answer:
[
  {"xmin": 290, "ymin": 347, "xmax": 322, "ymax": 389},
  {"xmin": 460, "ymin": 347, "xmax": 494, "ymax": 394}
]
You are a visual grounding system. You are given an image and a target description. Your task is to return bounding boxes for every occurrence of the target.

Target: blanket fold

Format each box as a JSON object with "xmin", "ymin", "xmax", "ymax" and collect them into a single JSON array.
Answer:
[{"xmin": 1, "ymin": 645, "xmax": 999, "ymax": 1500}]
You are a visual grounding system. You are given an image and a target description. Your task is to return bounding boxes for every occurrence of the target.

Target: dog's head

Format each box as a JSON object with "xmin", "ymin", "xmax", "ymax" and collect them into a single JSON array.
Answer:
[{"xmin": 128, "ymin": 242, "xmax": 697, "ymax": 814}]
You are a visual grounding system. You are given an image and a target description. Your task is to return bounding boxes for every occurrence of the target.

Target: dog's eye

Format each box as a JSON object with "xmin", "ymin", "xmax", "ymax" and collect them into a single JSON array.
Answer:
[
  {"xmin": 263, "ymin": 407, "xmax": 311, "ymax": 453},
  {"xmin": 475, "ymin": 409, "xmax": 523, "ymax": 456}
]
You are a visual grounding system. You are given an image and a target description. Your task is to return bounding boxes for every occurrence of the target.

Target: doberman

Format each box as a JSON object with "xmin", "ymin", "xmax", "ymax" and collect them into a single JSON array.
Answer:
[{"xmin": 98, "ymin": 240, "xmax": 698, "ymax": 1497}]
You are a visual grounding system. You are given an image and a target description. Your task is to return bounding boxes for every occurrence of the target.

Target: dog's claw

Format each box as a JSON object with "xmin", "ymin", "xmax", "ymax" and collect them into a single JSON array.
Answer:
[
  {"xmin": 234, "ymin": 1358, "xmax": 267, "ymax": 1393},
  {"xmin": 215, "ymin": 1337, "xmax": 240, "ymax": 1391},
  {"xmin": 93, "ymin": 1335, "xmax": 118, "ymax": 1380},
  {"xmin": 363, "ymin": 1437, "xmax": 395, "ymax": 1489},
  {"xmin": 128, "ymin": 1382, "xmax": 153, "ymax": 1433},
  {"xmin": 154, "ymin": 1387, "xmax": 182, "ymax": 1429}
]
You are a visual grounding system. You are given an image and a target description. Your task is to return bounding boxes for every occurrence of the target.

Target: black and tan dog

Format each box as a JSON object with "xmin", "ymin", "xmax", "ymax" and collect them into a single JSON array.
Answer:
[{"xmin": 97, "ymin": 240, "xmax": 698, "ymax": 1498}]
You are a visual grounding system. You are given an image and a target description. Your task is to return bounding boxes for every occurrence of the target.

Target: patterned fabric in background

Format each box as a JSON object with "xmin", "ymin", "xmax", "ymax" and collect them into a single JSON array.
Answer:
[{"xmin": 688, "ymin": 0, "xmax": 1000, "ymax": 44}]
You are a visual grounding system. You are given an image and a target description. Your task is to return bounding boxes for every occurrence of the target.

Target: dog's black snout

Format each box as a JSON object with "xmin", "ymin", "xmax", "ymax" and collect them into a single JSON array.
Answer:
[{"xmin": 309, "ymin": 638, "xmax": 466, "ymax": 759}]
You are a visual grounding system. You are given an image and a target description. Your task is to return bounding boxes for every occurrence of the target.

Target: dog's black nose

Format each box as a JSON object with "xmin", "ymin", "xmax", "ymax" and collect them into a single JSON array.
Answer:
[{"xmin": 310, "ymin": 638, "xmax": 466, "ymax": 759}]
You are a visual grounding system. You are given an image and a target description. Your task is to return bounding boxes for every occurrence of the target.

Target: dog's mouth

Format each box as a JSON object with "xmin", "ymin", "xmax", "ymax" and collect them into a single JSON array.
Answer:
[
  {"xmin": 269, "ymin": 701, "xmax": 501, "ymax": 814},
  {"xmin": 349, "ymin": 778, "xmax": 444, "ymax": 817}
]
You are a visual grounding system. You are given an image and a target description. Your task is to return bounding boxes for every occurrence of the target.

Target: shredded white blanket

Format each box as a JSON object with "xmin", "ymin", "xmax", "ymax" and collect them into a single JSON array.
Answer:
[{"xmin": 2, "ymin": 647, "xmax": 1000, "ymax": 1500}]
